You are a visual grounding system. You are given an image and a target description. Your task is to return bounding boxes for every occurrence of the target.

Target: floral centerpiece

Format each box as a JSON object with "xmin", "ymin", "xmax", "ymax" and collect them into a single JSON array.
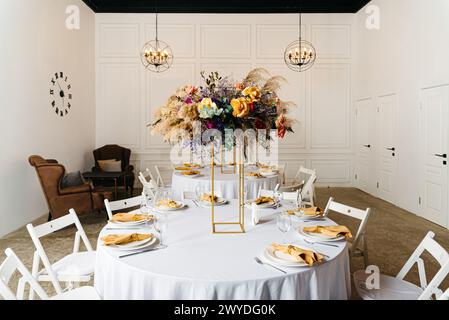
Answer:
[{"xmin": 150, "ymin": 68, "xmax": 295, "ymax": 144}]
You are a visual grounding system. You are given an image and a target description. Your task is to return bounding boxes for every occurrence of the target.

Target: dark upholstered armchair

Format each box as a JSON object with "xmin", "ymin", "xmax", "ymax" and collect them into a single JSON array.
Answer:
[
  {"xmin": 29, "ymin": 155, "xmax": 112, "ymax": 220},
  {"xmin": 92, "ymin": 145, "xmax": 135, "ymax": 195}
]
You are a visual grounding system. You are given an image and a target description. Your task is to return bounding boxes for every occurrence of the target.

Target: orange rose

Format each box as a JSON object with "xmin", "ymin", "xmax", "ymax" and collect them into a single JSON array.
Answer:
[
  {"xmin": 235, "ymin": 83, "xmax": 244, "ymax": 91},
  {"xmin": 231, "ymin": 98, "xmax": 250, "ymax": 118},
  {"xmin": 242, "ymin": 86, "xmax": 261, "ymax": 102}
]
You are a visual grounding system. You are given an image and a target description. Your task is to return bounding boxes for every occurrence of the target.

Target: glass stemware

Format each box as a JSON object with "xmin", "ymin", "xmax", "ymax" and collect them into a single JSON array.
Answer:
[
  {"xmin": 140, "ymin": 194, "xmax": 150, "ymax": 214},
  {"xmin": 154, "ymin": 213, "xmax": 168, "ymax": 247},
  {"xmin": 153, "ymin": 187, "xmax": 174, "ymax": 208},
  {"xmin": 276, "ymin": 212, "xmax": 292, "ymax": 234}
]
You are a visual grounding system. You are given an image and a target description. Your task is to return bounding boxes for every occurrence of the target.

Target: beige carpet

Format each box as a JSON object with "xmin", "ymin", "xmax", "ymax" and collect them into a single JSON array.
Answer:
[{"xmin": 1, "ymin": 187, "xmax": 449, "ymax": 300}]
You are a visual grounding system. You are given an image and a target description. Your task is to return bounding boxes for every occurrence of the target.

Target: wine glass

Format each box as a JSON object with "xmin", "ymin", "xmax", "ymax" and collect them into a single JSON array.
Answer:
[
  {"xmin": 153, "ymin": 187, "xmax": 173, "ymax": 208},
  {"xmin": 276, "ymin": 212, "xmax": 291, "ymax": 234},
  {"xmin": 139, "ymin": 194, "xmax": 150, "ymax": 214},
  {"xmin": 154, "ymin": 214, "xmax": 168, "ymax": 247}
]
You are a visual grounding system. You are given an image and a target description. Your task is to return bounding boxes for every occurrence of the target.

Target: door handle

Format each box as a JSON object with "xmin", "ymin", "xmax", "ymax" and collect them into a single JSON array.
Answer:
[
  {"xmin": 434, "ymin": 154, "xmax": 447, "ymax": 158},
  {"xmin": 363, "ymin": 145, "xmax": 371, "ymax": 148},
  {"xmin": 386, "ymin": 147, "xmax": 396, "ymax": 151}
]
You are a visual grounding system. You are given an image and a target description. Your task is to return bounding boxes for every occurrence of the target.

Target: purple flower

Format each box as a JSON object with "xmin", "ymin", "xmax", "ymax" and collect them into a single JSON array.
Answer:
[
  {"xmin": 184, "ymin": 97, "xmax": 193, "ymax": 105},
  {"xmin": 206, "ymin": 120, "xmax": 215, "ymax": 129}
]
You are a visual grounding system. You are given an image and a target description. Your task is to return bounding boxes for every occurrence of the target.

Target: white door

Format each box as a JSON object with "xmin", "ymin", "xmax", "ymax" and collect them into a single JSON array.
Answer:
[
  {"xmin": 377, "ymin": 94, "xmax": 398, "ymax": 203},
  {"xmin": 420, "ymin": 85, "xmax": 449, "ymax": 228},
  {"xmin": 356, "ymin": 98, "xmax": 377, "ymax": 194}
]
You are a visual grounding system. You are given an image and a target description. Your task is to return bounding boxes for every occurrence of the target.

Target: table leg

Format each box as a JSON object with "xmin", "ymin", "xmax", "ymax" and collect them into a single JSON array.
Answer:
[
  {"xmin": 123, "ymin": 175, "xmax": 127, "ymax": 197},
  {"xmin": 114, "ymin": 178, "xmax": 118, "ymax": 199}
]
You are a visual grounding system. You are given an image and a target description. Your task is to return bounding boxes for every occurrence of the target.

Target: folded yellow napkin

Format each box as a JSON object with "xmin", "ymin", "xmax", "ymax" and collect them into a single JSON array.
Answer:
[
  {"xmin": 111, "ymin": 213, "xmax": 151, "ymax": 223},
  {"xmin": 101, "ymin": 233, "xmax": 153, "ymax": 246},
  {"xmin": 271, "ymin": 243, "xmax": 324, "ymax": 266},
  {"xmin": 175, "ymin": 166, "xmax": 190, "ymax": 171},
  {"xmin": 156, "ymin": 199, "xmax": 181, "ymax": 209},
  {"xmin": 255, "ymin": 196, "xmax": 273, "ymax": 205},
  {"xmin": 300, "ymin": 207, "xmax": 324, "ymax": 217},
  {"xmin": 246, "ymin": 172, "xmax": 263, "ymax": 178},
  {"xmin": 200, "ymin": 193, "xmax": 218, "ymax": 203},
  {"xmin": 303, "ymin": 225, "xmax": 353, "ymax": 239},
  {"xmin": 184, "ymin": 163, "xmax": 201, "ymax": 168},
  {"xmin": 181, "ymin": 170, "xmax": 200, "ymax": 176}
]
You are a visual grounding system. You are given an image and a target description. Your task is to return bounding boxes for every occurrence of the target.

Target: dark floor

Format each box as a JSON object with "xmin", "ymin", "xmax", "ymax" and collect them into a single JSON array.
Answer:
[{"xmin": 1, "ymin": 187, "xmax": 449, "ymax": 299}]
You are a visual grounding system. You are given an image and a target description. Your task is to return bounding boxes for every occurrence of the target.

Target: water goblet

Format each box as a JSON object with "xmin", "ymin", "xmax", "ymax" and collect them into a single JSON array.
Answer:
[
  {"xmin": 276, "ymin": 212, "xmax": 292, "ymax": 234},
  {"xmin": 154, "ymin": 213, "xmax": 168, "ymax": 247}
]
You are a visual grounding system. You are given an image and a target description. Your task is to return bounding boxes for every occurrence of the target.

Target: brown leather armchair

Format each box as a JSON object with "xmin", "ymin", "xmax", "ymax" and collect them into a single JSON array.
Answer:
[
  {"xmin": 29, "ymin": 155, "xmax": 112, "ymax": 220},
  {"xmin": 92, "ymin": 145, "xmax": 135, "ymax": 195}
]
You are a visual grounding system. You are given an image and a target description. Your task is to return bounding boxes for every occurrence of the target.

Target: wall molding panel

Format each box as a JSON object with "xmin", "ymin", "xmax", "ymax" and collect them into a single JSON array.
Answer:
[{"xmin": 95, "ymin": 14, "xmax": 355, "ymax": 187}]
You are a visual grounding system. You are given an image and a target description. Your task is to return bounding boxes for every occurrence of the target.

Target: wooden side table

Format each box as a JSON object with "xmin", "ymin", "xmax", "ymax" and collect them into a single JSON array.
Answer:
[{"xmin": 83, "ymin": 171, "xmax": 126, "ymax": 200}]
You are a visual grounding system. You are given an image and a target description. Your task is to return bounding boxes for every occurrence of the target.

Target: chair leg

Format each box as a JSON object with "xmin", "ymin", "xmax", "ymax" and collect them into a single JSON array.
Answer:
[
  {"xmin": 363, "ymin": 237, "xmax": 369, "ymax": 268},
  {"xmin": 47, "ymin": 212, "xmax": 52, "ymax": 222},
  {"xmin": 17, "ymin": 277, "xmax": 27, "ymax": 300}
]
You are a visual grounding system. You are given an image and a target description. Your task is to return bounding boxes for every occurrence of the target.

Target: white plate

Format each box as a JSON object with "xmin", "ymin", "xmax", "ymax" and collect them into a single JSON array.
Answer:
[
  {"xmin": 110, "ymin": 236, "xmax": 157, "ymax": 251},
  {"xmin": 245, "ymin": 175, "xmax": 263, "ymax": 180},
  {"xmin": 109, "ymin": 216, "xmax": 152, "ymax": 227},
  {"xmin": 263, "ymin": 245, "xmax": 309, "ymax": 268},
  {"xmin": 155, "ymin": 201, "xmax": 186, "ymax": 212},
  {"xmin": 247, "ymin": 199, "xmax": 278, "ymax": 209},
  {"xmin": 290, "ymin": 211, "xmax": 325, "ymax": 220},
  {"xmin": 115, "ymin": 236, "xmax": 154, "ymax": 248},
  {"xmin": 297, "ymin": 226, "xmax": 345, "ymax": 242},
  {"xmin": 198, "ymin": 197, "xmax": 227, "ymax": 206},
  {"xmin": 259, "ymin": 172, "xmax": 278, "ymax": 178}
]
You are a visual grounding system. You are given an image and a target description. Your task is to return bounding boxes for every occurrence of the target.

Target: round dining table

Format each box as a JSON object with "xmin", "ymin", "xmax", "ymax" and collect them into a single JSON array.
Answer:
[
  {"xmin": 171, "ymin": 166, "xmax": 280, "ymax": 200},
  {"xmin": 94, "ymin": 200, "xmax": 351, "ymax": 300}
]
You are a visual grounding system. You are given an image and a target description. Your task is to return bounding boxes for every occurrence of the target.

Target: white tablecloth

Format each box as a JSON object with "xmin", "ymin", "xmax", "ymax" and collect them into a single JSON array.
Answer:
[
  {"xmin": 94, "ymin": 200, "xmax": 351, "ymax": 300},
  {"xmin": 171, "ymin": 167, "xmax": 280, "ymax": 199}
]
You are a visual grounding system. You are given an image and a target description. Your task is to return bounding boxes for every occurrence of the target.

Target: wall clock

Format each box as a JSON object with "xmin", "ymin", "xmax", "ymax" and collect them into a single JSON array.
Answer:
[{"xmin": 49, "ymin": 72, "xmax": 72, "ymax": 117}]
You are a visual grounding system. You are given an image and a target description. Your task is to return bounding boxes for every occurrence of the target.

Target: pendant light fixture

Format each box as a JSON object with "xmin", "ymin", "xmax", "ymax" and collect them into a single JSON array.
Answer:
[
  {"xmin": 284, "ymin": 3, "xmax": 316, "ymax": 72},
  {"xmin": 140, "ymin": 1, "xmax": 173, "ymax": 73}
]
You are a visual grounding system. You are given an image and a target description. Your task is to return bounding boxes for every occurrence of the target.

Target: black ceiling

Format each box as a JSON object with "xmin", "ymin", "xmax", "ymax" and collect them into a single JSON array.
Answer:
[{"xmin": 82, "ymin": 0, "xmax": 371, "ymax": 14}]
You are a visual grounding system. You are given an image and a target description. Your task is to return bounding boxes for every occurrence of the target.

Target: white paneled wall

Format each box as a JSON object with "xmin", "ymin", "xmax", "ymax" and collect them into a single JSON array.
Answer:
[
  {"xmin": 95, "ymin": 14, "xmax": 355, "ymax": 186},
  {"xmin": 354, "ymin": 0, "xmax": 449, "ymax": 228}
]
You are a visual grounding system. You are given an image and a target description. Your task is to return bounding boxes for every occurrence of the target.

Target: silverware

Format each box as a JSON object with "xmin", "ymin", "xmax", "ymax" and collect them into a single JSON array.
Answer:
[
  {"xmin": 254, "ymin": 257, "xmax": 287, "ymax": 274},
  {"xmin": 302, "ymin": 238, "xmax": 340, "ymax": 248},
  {"xmin": 105, "ymin": 227, "xmax": 149, "ymax": 231},
  {"xmin": 118, "ymin": 246, "xmax": 166, "ymax": 259},
  {"xmin": 302, "ymin": 218, "xmax": 327, "ymax": 222}
]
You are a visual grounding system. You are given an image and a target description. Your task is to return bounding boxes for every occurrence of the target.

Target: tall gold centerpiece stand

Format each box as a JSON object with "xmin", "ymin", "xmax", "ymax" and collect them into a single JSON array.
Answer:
[{"xmin": 211, "ymin": 143, "xmax": 245, "ymax": 234}]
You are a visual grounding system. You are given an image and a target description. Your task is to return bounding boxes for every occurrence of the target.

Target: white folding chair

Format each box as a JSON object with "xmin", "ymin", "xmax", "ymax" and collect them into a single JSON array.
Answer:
[
  {"xmin": 181, "ymin": 191, "xmax": 197, "ymax": 201},
  {"xmin": 138, "ymin": 171, "xmax": 156, "ymax": 200},
  {"xmin": 25, "ymin": 209, "xmax": 95, "ymax": 299},
  {"xmin": 154, "ymin": 165, "xmax": 174, "ymax": 188},
  {"xmin": 354, "ymin": 232, "xmax": 449, "ymax": 300},
  {"xmin": 277, "ymin": 163, "xmax": 287, "ymax": 185},
  {"xmin": 257, "ymin": 184, "xmax": 280, "ymax": 198},
  {"xmin": 105, "ymin": 194, "xmax": 145, "ymax": 220},
  {"xmin": 324, "ymin": 197, "xmax": 372, "ymax": 267},
  {"xmin": 279, "ymin": 190, "xmax": 300, "ymax": 206},
  {"xmin": 295, "ymin": 167, "xmax": 317, "ymax": 207},
  {"xmin": 277, "ymin": 183, "xmax": 303, "ymax": 193},
  {"xmin": 0, "ymin": 248, "xmax": 100, "ymax": 300},
  {"xmin": 439, "ymin": 288, "xmax": 449, "ymax": 300}
]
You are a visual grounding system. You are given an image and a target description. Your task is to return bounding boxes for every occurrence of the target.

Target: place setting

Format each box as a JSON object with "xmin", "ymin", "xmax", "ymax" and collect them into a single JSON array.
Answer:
[
  {"xmin": 151, "ymin": 188, "xmax": 187, "ymax": 213},
  {"xmin": 296, "ymin": 222, "xmax": 353, "ymax": 248},
  {"xmin": 193, "ymin": 185, "xmax": 229, "ymax": 208},
  {"xmin": 101, "ymin": 211, "xmax": 169, "ymax": 259},
  {"xmin": 254, "ymin": 212, "xmax": 330, "ymax": 274}
]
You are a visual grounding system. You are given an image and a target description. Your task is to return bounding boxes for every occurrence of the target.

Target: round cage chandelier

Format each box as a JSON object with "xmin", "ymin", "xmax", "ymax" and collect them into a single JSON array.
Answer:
[
  {"xmin": 284, "ymin": 9, "xmax": 316, "ymax": 72},
  {"xmin": 141, "ymin": 10, "xmax": 173, "ymax": 73}
]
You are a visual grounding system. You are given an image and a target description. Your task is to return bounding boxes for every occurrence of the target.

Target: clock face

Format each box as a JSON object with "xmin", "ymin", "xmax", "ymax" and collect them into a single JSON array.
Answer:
[{"xmin": 49, "ymin": 72, "xmax": 72, "ymax": 117}]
